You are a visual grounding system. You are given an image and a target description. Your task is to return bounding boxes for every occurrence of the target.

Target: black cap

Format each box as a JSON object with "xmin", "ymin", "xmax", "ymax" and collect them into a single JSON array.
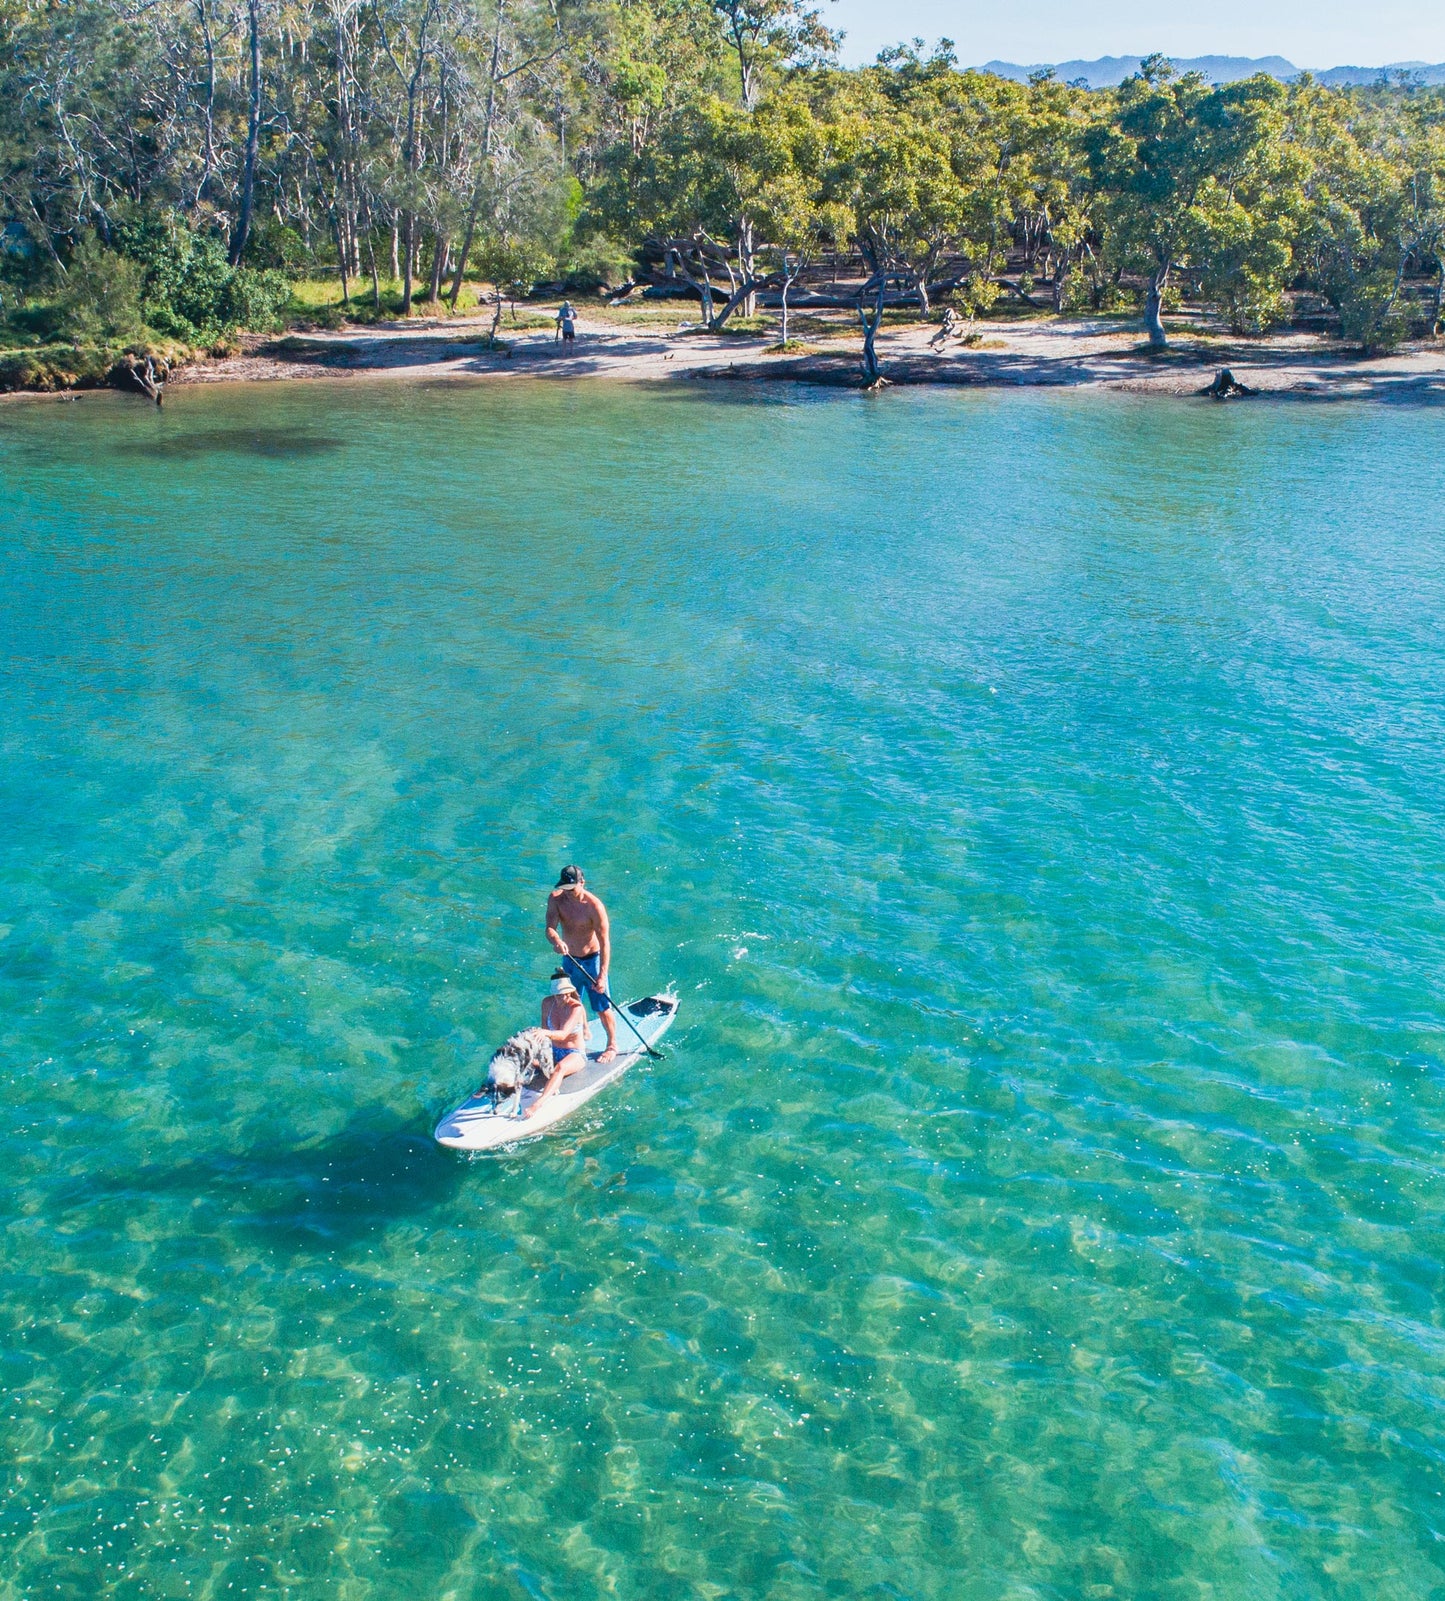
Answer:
[{"xmin": 557, "ymin": 865, "xmax": 583, "ymax": 886}]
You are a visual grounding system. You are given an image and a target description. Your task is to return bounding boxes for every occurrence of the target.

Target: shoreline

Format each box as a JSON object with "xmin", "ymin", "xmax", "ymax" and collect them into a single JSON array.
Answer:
[{"xmin": 10, "ymin": 311, "xmax": 1445, "ymax": 404}]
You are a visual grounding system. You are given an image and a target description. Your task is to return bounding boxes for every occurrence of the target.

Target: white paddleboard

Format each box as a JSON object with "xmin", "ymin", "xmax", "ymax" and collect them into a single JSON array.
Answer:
[{"xmin": 433, "ymin": 993, "xmax": 678, "ymax": 1152}]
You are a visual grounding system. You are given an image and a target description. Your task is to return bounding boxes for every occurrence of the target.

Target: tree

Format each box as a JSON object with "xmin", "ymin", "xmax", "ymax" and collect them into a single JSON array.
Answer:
[
  {"xmin": 750, "ymin": 84, "xmax": 845, "ymax": 342},
  {"xmin": 53, "ymin": 238, "xmax": 147, "ymax": 342},
  {"xmin": 228, "ymin": 0, "xmax": 264, "ymax": 263},
  {"xmin": 1086, "ymin": 58, "xmax": 1296, "ymax": 349},
  {"xmin": 1292, "ymin": 79, "xmax": 1445, "ymax": 351},
  {"xmin": 595, "ymin": 93, "xmax": 770, "ymax": 330},
  {"xmin": 710, "ymin": 0, "xmax": 836, "ymax": 112}
]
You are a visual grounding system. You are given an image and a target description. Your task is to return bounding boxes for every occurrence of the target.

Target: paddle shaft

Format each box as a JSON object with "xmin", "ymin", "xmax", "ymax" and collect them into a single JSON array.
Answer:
[{"xmin": 562, "ymin": 954, "xmax": 664, "ymax": 1059}]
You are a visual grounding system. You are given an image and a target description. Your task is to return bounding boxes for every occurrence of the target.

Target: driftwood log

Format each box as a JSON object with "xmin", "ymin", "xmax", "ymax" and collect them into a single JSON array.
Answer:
[
  {"xmin": 1201, "ymin": 367, "xmax": 1256, "ymax": 399},
  {"xmin": 118, "ymin": 355, "xmax": 167, "ymax": 406}
]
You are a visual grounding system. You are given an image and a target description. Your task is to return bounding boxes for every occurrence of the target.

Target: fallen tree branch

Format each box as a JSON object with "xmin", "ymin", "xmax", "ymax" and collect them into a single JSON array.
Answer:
[{"xmin": 115, "ymin": 354, "xmax": 167, "ymax": 406}]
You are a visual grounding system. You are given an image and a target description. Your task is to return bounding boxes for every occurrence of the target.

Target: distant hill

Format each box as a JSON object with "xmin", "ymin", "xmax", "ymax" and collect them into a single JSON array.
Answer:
[
  {"xmin": 978, "ymin": 55, "xmax": 1445, "ymax": 89},
  {"xmin": 1311, "ymin": 62, "xmax": 1445, "ymax": 86}
]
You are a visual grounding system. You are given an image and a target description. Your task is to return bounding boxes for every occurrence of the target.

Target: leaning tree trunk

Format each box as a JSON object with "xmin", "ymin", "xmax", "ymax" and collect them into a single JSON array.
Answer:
[
  {"xmin": 401, "ymin": 213, "xmax": 416, "ymax": 314},
  {"xmin": 1144, "ymin": 262, "xmax": 1170, "ymax": 350},
  {"xmin": 333, "ymin": 208, "xmax": 350, "ymax": 306},
  {"xmin": 427, "ymin": 232, "xmax": 447, "ymax": 304},
  {"xmin": 229, "ymin": 0, "xmax": 262, "ymax": 265},
  {"xmin": 859, "ymin": 275, "xmax": 887, "ymax": 384},
  {"xmin": 710, "ymin": 276, "xmax": 762, "ymax": 331},
  {"xmin": 448, "ymin": 183, "xmax": 484, "ymax": 308},
  {"xmin": 737, "ymin": 218, "xmax": 757, "ymax": 318}
]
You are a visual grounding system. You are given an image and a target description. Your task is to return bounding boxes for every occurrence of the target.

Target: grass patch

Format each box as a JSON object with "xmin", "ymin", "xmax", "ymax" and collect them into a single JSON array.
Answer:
[
  {"xmin": 0, "ymin": 345, "xmax": 113, "ymax": 392},
  {"xmin": 763, "ymin": 339, "xmax": 819, "ymax": 355},
  {"xmin": 285, "ymin": 276, "xmax": 509, "ymax": 325},
  {"xmin": 0, "ymin": 335, "xmax": 192, "ymax": 394},
  {"xmin": 581, "ymin": 300, "xmax": 704, "ymax": 326}
]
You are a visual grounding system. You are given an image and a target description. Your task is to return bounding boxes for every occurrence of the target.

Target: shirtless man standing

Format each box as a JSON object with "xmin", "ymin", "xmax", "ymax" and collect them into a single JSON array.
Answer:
[{"xmin": 545, "ymin": 865, "xmax": 618, "ymax": 1062}]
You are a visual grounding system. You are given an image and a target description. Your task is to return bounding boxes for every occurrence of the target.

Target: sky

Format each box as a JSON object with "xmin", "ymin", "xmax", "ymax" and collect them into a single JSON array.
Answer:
[{"xmin": 827, "ymin": 0, "xmax": 1445, "ymax": 69}]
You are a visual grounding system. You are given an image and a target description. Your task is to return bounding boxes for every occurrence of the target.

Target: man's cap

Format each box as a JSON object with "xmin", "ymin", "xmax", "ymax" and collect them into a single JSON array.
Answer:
[
  {"xmin": 549, "ymin": 974, "xmax": 579, "ymax": 996},
  {"xmin": 557, "ymin": 865, "xmax": 583, "ymax": 886}
]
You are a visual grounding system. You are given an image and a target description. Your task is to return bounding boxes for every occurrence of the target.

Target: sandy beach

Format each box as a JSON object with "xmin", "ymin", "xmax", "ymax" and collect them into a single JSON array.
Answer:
[{"xmin": 171, "ymin": 307, "xmax": 1445, "ymax": 402}]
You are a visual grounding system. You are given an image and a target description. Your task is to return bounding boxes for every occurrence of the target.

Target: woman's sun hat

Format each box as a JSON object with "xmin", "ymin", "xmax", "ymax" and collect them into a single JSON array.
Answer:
[{"xmin": 549, "ymin": 973, "xmax": 579, "ymax": 996}]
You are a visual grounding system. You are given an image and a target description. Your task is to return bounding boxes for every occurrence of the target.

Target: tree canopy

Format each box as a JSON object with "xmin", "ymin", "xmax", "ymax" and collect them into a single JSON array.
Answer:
[{"xmin": 2, "ymin": 0, "xmax": 1443, "ymax": 363}]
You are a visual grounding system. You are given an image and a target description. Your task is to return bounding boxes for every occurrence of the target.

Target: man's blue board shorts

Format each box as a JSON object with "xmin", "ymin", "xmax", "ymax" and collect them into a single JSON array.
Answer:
[{"xmin": 563, "ymin": 952, "xmax": 612, "ymax": 1014}]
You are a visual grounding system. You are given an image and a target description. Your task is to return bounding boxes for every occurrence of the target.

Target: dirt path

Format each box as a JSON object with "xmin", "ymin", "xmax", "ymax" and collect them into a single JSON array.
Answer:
[{"xmin": 172, "ymin": 310, "xmax": 1445, "ymax": 404}]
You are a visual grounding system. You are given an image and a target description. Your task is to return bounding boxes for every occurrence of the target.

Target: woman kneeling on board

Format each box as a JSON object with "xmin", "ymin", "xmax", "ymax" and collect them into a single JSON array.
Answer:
[{"xmin": 527, "ymin": 971, "xmax": 589, "ymax": 1119}]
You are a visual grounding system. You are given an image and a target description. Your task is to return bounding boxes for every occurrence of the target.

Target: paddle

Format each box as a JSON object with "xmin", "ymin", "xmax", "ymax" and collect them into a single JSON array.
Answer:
[{"xmin": 563, "ymin": 955, "xmax": 665, "ymax": 1060}]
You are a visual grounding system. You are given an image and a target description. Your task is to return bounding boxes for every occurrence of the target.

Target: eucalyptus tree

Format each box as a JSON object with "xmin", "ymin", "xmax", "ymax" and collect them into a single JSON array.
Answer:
[
  {"xmin": 1292, "ymin": 80, "xmax": 1445, "ymax": 349},
  {"xmin": 592, "ymin": 92, "xmax": 763, "ymax": 326},
  {"xmin": 750, "ymin": 86, "xmax": 847, "ymax": 341},
  {"xmin": 228, "ymin": 0, "xmax": 264, "ymax": 260},
  {"xmin": 1403, "ymin": 104, "xmax": 1445, "ymax": 331},
  {"xmin": 822, "ymin": 56, "xmax": 1039, "ymax": 377},
  {"xmin": 1085, "ymin": 56, "xmax": 1296, "ymax": 348},
  {"xmin": 710, "ymin": 0, "xmax": 837, "ymax": 111},
  {"xmin": 446, "ymin": 0, "xmax": 572, "ymax": 306},
  {"xmin": 1008, "ymin": 70, "xmax": 1097, "ymax": 310}
]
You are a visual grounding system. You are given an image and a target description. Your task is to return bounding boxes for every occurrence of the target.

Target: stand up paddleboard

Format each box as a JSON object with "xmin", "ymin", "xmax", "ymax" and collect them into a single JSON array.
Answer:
[{"xmin": 433, "ymin": 993, "xmax": 678, "ymax": 1152}]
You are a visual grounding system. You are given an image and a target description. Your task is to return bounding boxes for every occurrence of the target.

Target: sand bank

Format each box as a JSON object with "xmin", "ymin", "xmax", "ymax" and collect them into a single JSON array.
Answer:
[{"xmin": 165, "ymin": 309, "xmax": 1445, "ymax": 404}]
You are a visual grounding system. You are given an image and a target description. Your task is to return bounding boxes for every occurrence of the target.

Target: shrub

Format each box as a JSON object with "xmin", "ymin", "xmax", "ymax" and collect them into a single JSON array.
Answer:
[
  {"xmin": 1334, "ymin": 274, "xmax": 1408, "ymax": 353},
  {"xmin": 52, "ymin": 239, "xmax": 148, "ymax": 345},
  {"xmin": 222, "ymin": 265, "xmax": 290, "ymax": 331},
  {"xmin": 563, "ymin": 235, "xmax": 636, "ymax": 291},
  {"xmin": 957, "ymin": 274, "xmax": 1001, "ymax": 319},
  {"xmin": 0, "ymin": 344, "xmax": 114, "ymax": 392},
  {"xmin": 1223, "ymin": 279, "xmax": 1290, "ymax": 335},
  {"xmin": 108, "ymin": 207, "xmax": 291, "ymax": 341},
  {"xmin": 246, "ymin": 218, "xmax": 308, "ymax": 273}
]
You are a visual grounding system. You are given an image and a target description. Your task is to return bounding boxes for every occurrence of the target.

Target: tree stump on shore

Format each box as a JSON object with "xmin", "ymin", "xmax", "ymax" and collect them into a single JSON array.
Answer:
[
  {"xmin": 118, "ymin": 355, "xmax": 167, "ymax": 407},
  {"xmin": 1201, "ymin": 367, "xmax": 1255, "ymax": 400}
]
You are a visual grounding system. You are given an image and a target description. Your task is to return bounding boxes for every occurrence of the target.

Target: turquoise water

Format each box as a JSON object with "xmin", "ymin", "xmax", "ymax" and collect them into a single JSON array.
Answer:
[{"xmin": 2, "ymin": 377, "xmax": 1444, "ymax": 1601}]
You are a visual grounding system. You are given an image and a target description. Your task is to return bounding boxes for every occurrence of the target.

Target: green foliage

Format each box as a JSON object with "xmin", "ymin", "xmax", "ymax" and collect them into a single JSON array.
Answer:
[
  {"xmin": 1, "ymin": 0, "xmax": 1445, "ymax": 389},
  {"xmin": 53, "ymin": 239, "xmax": 148, "ymax": 344},
  {"xmin": 956, "ymin": 275, "xmax": 1001, "ymax": 318},
  {"xmin": 563, "ymin": 235, "xmax": 636, "ymax": 290},
  {"xmin": 0, "ymin": 345, "xmax": 115, "ymax": 392},
  {"xmin": 1287, "ymin": 84, "xmax": 1445, "ymax": 350},
  {"xmin": 107, "ymin": 210, "xmax": 289, "ymax": 341},
  {"xmin": 246, "ymin": 219, "xmax": 309, "ymax": 274},
  {"xmin": 1082, "ymin": 62, "xmax": 1304, "ymax": 343},
  {"xmin": 223, "ymin": 264, "xmax": 291, "ymax": 330}
]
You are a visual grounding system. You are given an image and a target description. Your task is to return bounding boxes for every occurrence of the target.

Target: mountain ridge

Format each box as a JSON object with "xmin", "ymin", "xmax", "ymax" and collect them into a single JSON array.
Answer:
[{"xmin": 976, "ymin": 55, "xmax": 1445, "ymax": 89}]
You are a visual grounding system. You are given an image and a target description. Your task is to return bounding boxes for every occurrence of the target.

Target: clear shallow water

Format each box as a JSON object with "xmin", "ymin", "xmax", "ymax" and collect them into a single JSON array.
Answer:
[{"xmin": 1, "ymin": 376, "xmax": 1444, "ymax": 1601}]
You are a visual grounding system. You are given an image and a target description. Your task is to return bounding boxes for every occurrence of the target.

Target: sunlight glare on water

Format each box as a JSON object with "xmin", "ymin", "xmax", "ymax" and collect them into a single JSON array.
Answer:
[{"xmin": 1, "ymin": 377, "xmax": 1444, "ymax": 1600}]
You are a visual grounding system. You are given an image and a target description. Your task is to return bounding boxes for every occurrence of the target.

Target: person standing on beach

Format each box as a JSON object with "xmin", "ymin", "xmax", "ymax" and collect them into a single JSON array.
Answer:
[
  {"xmin": 556, "ymin": 300, "xmax": 577, "ymax": 348},
  {"xmin": 545, "ymin": 866, "xmax": 618, "ymax": 1062}
]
